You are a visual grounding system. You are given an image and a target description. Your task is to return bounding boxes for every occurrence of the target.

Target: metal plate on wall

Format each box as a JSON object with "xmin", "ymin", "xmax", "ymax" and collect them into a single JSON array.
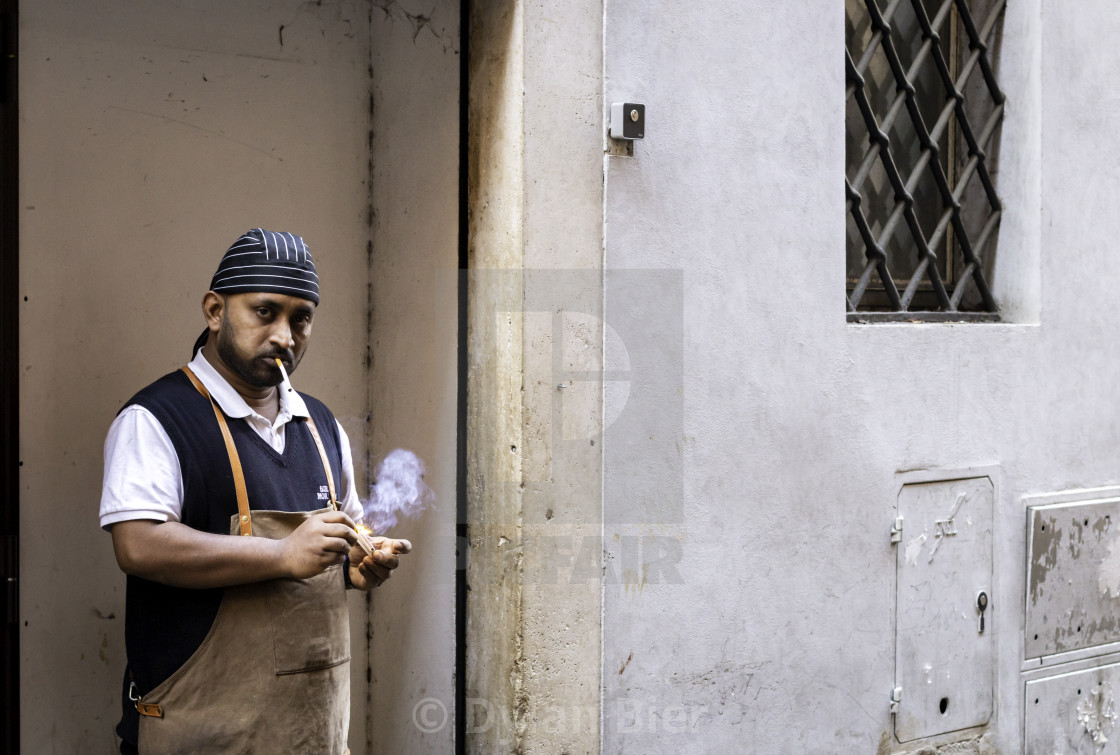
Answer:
[
  {"xmin": 1025, "ymin": 663, "xmax": 1120, "ymax": 754},
  {"xmin": 1026, "ymin": 498, "xmax": 1120, "ymax": 660},
  {"xmin": 895, "ymin": 476, "xmax": 994, "ymax": 743}
]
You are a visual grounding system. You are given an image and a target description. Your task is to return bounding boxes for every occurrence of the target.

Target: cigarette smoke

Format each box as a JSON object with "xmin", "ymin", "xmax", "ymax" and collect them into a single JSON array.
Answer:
[{"xmin": 362, "ymin": 449, "xmax": 435, "ymax": 534}]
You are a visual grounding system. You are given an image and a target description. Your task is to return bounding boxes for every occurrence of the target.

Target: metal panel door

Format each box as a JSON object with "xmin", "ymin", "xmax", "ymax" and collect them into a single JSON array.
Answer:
[
  {"xmin": 1025, "ymin": 663, "xmax": 1120, "ymax": 754},
  {"xmin": 1026, "ymin": 498, "xmax": 1120, "ymax": 660},
  {"xmin": 895, "ymin": 476, "xmax": 994, "ymax": 742}
]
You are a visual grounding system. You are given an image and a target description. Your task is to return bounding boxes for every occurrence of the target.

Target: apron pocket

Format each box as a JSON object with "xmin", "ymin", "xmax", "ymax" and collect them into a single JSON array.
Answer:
[{"xmin": 265, "ymin": 565, "xmax": 351, "ymax": 674}]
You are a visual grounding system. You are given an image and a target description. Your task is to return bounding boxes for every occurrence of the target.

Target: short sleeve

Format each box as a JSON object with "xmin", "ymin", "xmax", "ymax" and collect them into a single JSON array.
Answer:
[
  {"xmin": 335, "ymin": 420, "xmax": 366, "ymax": 525},
  {"xmin": 99, "ymin": 405, "xmax": 184, "ymax": 530}
]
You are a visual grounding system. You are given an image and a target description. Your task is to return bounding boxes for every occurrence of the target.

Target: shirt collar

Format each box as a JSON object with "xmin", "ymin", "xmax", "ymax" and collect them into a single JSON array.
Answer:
[{"xmin": 188, "ymin": 347, "xmax": 310, "ymax": 421}]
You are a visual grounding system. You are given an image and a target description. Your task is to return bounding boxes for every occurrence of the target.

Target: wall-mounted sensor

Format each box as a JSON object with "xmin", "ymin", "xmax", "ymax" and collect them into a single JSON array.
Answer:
[{"xmin": 610, "ymin": 102, "xmax": 645, "ymax": 140}]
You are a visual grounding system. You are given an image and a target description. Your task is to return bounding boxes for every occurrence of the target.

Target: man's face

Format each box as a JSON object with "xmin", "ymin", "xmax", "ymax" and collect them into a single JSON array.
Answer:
[{"xmin": 214, "ymin": 292, "xmax": 316, "ymax": 388}]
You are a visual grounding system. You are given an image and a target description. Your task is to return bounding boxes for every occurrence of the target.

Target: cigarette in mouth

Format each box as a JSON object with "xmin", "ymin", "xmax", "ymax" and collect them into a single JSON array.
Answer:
[{"xmin": 274, "ymin": 358, "xmax": 293, "ymax": 392}]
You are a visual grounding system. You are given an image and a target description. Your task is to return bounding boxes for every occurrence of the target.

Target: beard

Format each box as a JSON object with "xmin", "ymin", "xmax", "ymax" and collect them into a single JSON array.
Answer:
[{"xmin": 215, "ymin": 313, "xmax": 295, "ymax": 388}]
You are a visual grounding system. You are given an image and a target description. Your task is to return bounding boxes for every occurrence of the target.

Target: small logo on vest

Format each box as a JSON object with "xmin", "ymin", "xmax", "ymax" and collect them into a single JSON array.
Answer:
[{"xmin": 317, "ymin": 485, "xmax": 330, "ymax": 501}]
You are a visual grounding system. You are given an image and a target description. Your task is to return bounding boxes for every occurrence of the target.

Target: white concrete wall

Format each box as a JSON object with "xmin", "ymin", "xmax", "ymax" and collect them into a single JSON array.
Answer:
[
  {"xmin": 17, "ymin": 1, "xmax": 419, "ymax": 751},
  {"xmin": 595, "ymin": 0, "xmax": 1072, "ymax": 752}
]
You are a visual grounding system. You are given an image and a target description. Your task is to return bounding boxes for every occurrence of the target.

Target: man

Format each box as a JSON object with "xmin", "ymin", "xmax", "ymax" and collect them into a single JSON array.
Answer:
[{"xmin": 100, "ymin": 229, "xmax": 409, "ymax": 754}]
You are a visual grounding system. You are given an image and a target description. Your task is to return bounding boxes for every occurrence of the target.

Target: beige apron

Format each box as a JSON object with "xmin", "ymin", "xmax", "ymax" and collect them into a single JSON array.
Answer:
[{"xmin": 132, "ymin": 367, "xmax": 352, "ymax": 754}]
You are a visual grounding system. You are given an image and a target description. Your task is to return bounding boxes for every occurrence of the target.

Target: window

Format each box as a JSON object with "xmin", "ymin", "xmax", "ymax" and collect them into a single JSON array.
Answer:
[{"xmin": 845, "ymin": 0, "xmax": 1007, "ymax": 320}]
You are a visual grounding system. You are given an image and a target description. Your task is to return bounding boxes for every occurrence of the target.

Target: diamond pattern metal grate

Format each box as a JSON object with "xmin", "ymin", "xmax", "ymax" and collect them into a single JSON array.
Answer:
[{"xmin": 846, "ymin": 0, "xmax": 1006, "ymax": 319}]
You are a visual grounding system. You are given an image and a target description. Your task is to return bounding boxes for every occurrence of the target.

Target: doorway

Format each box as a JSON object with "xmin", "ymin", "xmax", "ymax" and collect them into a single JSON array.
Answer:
[{"xmin": 15, "ymin": 2, "xmax": 460, "ymax": 751}]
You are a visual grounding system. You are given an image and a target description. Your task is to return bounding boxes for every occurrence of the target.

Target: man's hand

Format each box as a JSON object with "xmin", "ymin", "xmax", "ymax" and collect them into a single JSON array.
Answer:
[
  {"xmin": 347, "ymin": 537, "xmax": 413, "ymax": 591},
  {"xmin": 279, "ymin": 511, "xmax": 358, "ymax": 579},
  {"xmin": 111, "ymin": 511, "xmax": 359, "ymax": 589}
]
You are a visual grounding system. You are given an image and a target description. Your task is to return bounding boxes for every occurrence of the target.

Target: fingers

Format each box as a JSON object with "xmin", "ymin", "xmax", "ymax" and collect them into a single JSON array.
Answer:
[
  {"xmin": 282, "ymin": 514, "xmax": 359, "ymax": 578},
  {"xmin": 357, "ymin": 557, "xmax": 392, "ymax": 585},
  {"xmin": 334, "ymin": 525, "xmax": 358, "ymax": 546},
  {"xmin": 371, "ymin": 550, "xmax": 400, "ymax": 570},
  {"xmin": 322, "ymin": 536, "xmax": 354, "ymax": 556},
  {"xmin": 281, "ymin": 536, "xmax": 346, "ymax": 579},
  {"xmin": 308, "ymin": 516, "xmax": 356, "ymax": 546},
  {"xmin": 347, "ymin": 535, "xmax": 414, "ymax": 588},
  {"xmin": 308, "ymin": 533, "xmax": 351, "ymax": 562},
  {"xmin": 370, "ymin": 536, "xmax": 413, "ymax": 555},
  {"xmin": 360, "ymin": 546, "xmax": 400, "ymax": 570},
  {"xmin": 315, "ymin": 511, "xmax": 358, "ymax": 533}
]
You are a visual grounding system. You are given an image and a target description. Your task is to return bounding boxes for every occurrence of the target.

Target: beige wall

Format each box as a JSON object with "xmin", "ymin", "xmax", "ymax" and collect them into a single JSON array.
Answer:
[
  {"xmin": 18, "ymin": 1, "xmax": 457, "ymax": 751},
  {"xmin": 367, "ymin": 0, "xmax": 460, "ymax": 752}
]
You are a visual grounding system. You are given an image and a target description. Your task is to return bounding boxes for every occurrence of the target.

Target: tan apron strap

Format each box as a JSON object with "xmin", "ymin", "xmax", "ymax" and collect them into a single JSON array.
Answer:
[
  {"xmin": 180, "ymin": 366, "xmax": 253, "ymax": 536},
  {"xmin": 305, "ymin": 416, "xmax": 339, "ymax": 511}
]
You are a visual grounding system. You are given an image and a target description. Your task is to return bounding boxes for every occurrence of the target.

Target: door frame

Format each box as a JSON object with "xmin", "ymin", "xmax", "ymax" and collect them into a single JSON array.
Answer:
[{"xmin": 1, "ymin": 0, "xmax": 19, "ymax": 750}]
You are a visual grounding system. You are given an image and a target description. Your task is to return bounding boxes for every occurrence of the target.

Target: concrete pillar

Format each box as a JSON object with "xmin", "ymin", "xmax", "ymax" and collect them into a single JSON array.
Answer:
[{"xmin": 466, "ymin": 0, "xmax": 604, "ymax": 751}]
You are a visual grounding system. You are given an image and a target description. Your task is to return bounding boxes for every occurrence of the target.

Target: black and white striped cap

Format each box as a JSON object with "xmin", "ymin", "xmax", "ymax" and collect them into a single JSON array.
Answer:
[{"xmin": 209, "ymin": 228, "xmax": 319, "ymax": 304}]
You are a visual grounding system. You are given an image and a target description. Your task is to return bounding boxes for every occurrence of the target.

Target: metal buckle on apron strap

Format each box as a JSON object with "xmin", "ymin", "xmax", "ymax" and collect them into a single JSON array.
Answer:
[{"xmin": 130, "ymin": 679, "xmax": 164, "ymax": 718}]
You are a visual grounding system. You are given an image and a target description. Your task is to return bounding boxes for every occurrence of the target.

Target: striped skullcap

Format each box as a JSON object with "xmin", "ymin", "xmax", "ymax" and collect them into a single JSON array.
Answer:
[{"xmin": 209, "ymin": 228, "xmax": 319, "ymax": 304}]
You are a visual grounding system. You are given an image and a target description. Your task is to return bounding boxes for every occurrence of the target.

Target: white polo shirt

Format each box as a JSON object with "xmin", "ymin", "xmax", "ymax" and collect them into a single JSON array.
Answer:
[{"xmin": 99, "ymin": 348, "xmax": 363, "ymax": 529}]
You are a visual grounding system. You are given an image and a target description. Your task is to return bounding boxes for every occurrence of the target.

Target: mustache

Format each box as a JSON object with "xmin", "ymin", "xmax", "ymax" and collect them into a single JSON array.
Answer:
[{"xmin": 263, "ymin": 349, "xmax": 295, "ymax": 365}]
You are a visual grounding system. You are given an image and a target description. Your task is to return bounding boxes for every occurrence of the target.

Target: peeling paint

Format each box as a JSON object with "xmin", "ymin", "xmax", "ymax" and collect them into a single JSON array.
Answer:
[
  {"xmin": 1077, "ymin": 682, "xmax": 1116, "ymax": 750},
  {"xmin": 1030, "ymin": 516, "xmax": 1063, "ymax": 605},
  {"xmin": 1100, "ymin": 536, "xmax": 1120, "ymax": 599},
  {"xmin": 905, "ymin": 531, "xmax": 928, "ymax": 566},
  {"xmin": 1027, "ymin": 500, "xmax": 1120, "ymax": 657}
]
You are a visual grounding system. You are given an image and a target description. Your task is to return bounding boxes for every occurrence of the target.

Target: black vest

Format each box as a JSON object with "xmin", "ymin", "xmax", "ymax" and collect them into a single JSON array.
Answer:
[{"xmin": 115, "ymin": 369, "xmax": 345, "ymax": 746}]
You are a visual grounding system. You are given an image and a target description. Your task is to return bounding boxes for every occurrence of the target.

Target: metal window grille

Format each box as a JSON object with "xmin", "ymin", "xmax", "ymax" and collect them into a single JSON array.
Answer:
[{"xmin": 846, "ymin": 0, "xmax": 1006, "ymax": 321}]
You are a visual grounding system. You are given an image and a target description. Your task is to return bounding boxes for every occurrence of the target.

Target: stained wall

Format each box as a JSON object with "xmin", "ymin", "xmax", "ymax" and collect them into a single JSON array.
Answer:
[
  {"xmin": 367, "ymin": 0, "xmax": 459, "ymax": 751},
  {"xmin": 18, "ymin": 1, "xmax": 457, "ymax": 752}
]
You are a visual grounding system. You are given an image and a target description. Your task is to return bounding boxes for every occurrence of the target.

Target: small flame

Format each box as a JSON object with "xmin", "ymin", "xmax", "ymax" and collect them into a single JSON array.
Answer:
[{"xmin": 351, "ymin": 522, "xmax": 375, "ymax": 557}]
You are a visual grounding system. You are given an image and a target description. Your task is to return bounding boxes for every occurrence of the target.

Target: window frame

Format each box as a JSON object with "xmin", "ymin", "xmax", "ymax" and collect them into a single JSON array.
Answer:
[{"xmin": 845, "ymin": 0, "xmax": 1007, "ymax": 322}]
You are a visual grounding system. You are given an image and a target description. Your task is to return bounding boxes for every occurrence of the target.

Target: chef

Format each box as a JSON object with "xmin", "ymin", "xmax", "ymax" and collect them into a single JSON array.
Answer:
[{"xmin": 100, "ymin": 228, "xmax": 410, "ymax": 754}]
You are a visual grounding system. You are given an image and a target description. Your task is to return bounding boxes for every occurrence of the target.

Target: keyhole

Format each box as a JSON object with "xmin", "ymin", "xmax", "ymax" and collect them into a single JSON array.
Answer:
[
  {"xmin": 939, "ymin": 697, "xmax": 949, "ymax": 715},
  {"xmin": 977, "ymin": 591, "xmax": 989, "ymax": 633}
]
